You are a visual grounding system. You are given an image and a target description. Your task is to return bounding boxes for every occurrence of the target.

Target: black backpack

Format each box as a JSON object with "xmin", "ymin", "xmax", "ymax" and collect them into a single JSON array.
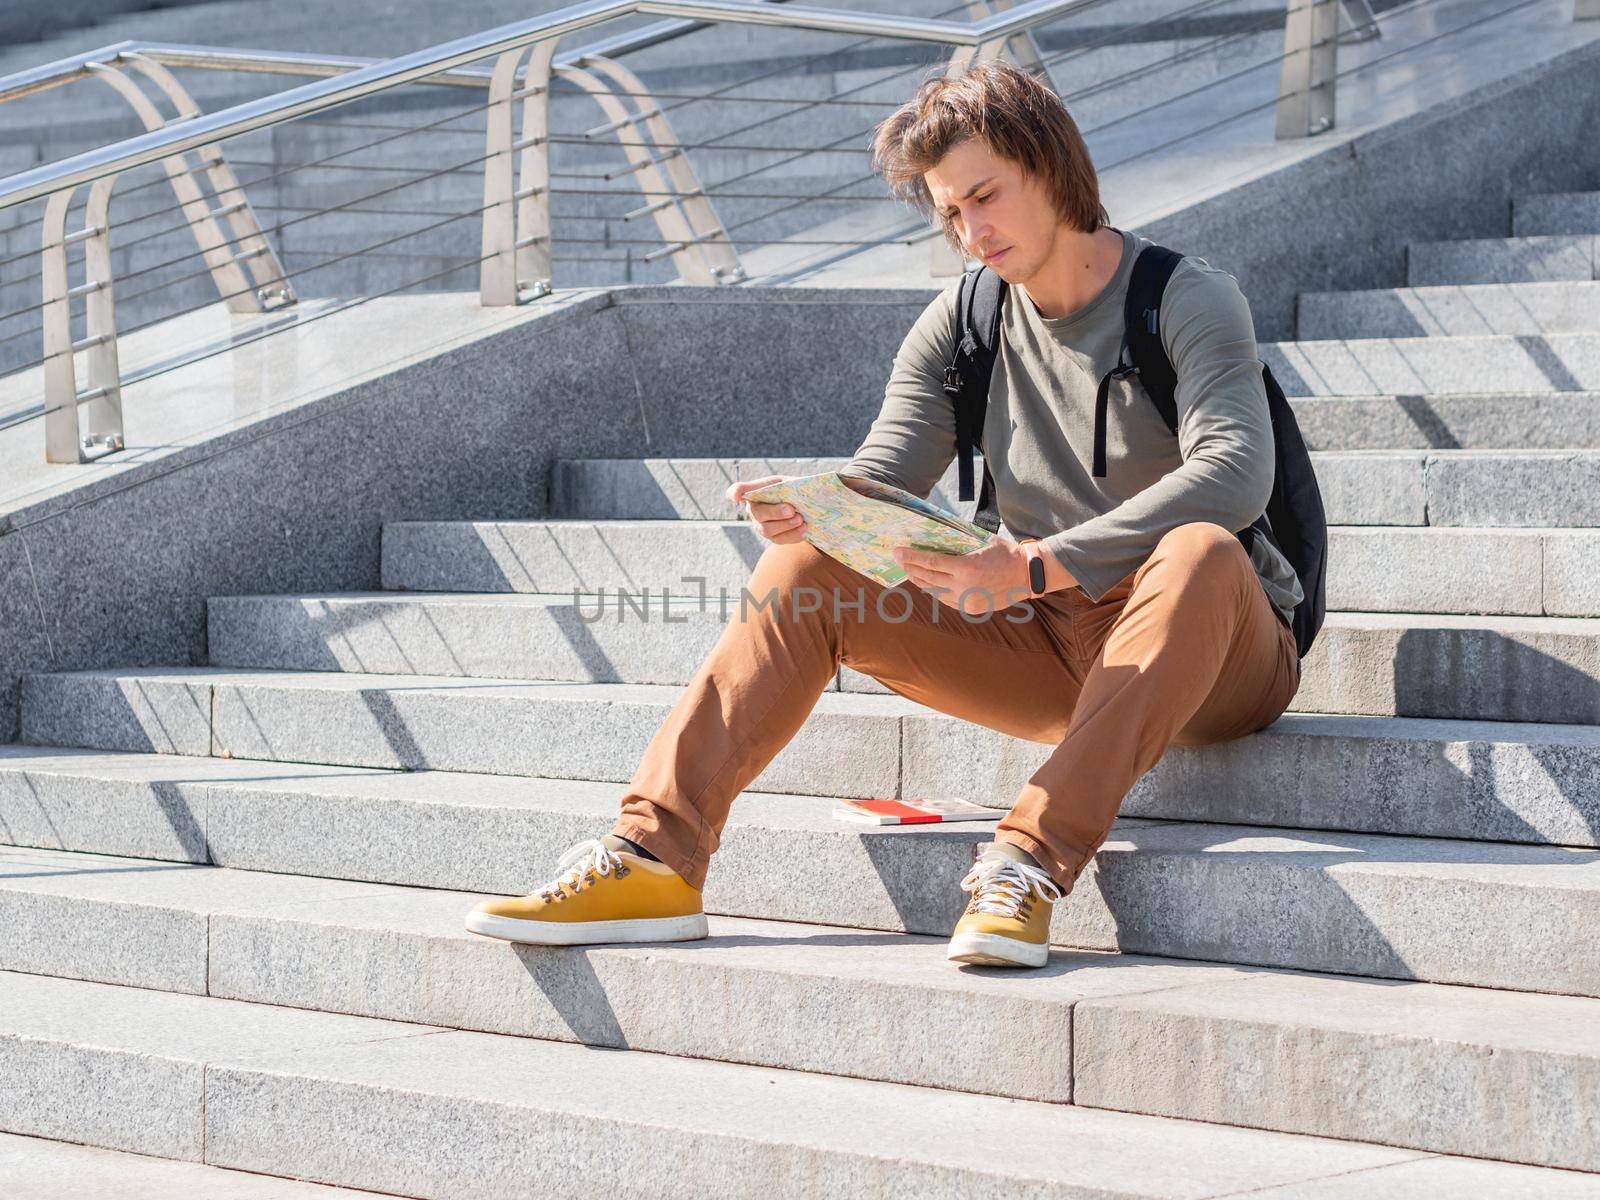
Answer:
[{"xmin": 941, "ymin": 245, "xmax": 1328, "ymax": 658}]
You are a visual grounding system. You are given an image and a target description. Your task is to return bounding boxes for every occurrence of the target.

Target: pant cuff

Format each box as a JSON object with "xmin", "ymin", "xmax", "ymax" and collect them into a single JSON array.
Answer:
[
  {"xmin": 610, "ymin": 820, "xmax": 708, "ymax": 892},
  {"xmin": 991, "ymin": 829, "xmax": 1085, "ymax": 895}
]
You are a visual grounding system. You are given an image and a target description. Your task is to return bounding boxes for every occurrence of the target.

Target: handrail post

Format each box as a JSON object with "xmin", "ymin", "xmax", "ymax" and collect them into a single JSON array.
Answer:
[
  {"xmin": 84, "ymin": 57, "xmax": 292, "ymax": 313},
  {"xmin": 121, "ymin": 52, "xmax": 296, "ymax": 309},
  {"xmin": 79, "ymin": 178, "xmax": 124, "ymax": 455},
  {"xmin": 557, "ymin": 63, "xmax": 707, "ymax": 283},
  {"xmin": 1276, "ymin": 0, "xmax": 1338, "ymax": 139},
  {"xmin": 961, "ymin": 0, "xmax": 1051, "ymax": 81},
  {"xmin": 1335, "ymin": 0, "xmax": 1380, "ymax": 42},
  {"xmin": 514, "ymin": 43, "xmax": 557, "ymax": 300},
  {"xmin": 41, "ymin": 182, "xmax": 125, "ymax": 464},
  {"xmin": 481, "ymin": 41, "xmax": 556, "ymax": 305},
  {"xmin": 576, "ymin": 54, "xmax": 743, "ymax": 284}
]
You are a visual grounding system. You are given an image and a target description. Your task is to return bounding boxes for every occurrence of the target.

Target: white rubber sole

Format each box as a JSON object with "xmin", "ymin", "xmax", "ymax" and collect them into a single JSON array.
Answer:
[
  {"xmin": 463, "ymin": 909, "xmax": 709, "ymax": 946},
  {"xmin": 946, "ymin": 931, "xmax": 1049, "ymax": 968}
]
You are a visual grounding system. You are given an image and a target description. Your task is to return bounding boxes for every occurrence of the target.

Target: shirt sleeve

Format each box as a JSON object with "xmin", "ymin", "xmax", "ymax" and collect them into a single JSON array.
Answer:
[
  {"xmin": 840, "ymin": 284, "xmax": 961, "ymax": 499},
  {"xmin": 1039, "ymin": 261, "xmax": 1275, "ymax": 599}
]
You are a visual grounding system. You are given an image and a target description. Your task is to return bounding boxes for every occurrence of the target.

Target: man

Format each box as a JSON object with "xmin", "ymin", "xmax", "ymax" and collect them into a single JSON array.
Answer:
[{"xmin": 464, "ymin": 61, "xmax": 1302, "ymax": 968}]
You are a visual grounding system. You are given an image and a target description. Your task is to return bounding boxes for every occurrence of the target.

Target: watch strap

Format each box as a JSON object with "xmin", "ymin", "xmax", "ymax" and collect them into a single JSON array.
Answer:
[{"xmin": 1018, "ymin": 538, "xmax": 1046, "ymax": 598}]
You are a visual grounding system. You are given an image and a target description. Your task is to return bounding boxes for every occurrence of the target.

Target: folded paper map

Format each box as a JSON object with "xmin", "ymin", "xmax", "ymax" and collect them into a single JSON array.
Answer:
[{"xmin": 743, "ymin": 472, "xmax": 994, "ymax": 587}]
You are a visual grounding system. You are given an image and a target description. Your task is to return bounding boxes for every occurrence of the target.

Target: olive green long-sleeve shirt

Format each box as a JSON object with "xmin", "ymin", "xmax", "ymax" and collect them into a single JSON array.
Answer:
[{"xmin": 843, "ymin": 226, "xmax": 1302, "ymax": 625}]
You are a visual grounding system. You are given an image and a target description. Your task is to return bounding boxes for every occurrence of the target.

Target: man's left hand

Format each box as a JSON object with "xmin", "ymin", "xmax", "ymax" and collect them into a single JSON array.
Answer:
[{"xmin": 892, "ymin": 539, "xmax": 1033, "ymax": 615}]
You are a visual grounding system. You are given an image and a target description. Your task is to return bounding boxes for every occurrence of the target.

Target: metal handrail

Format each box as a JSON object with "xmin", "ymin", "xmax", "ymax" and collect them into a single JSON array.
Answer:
[
  {"xmin": 624, "ymin": 0, "xmax": 1273, "ymax": 243},
  {"xmin": 0, "ymin": 0, "xmax": 812, "ymax": 104},
  {"xmin": 0, "ymin": 0, "xmax": 1346, "ymax": 278},
  {"xmin": 0, "ymin": 0, "xmax": 1365, "ymax": 465},
  {"xmin": 0, "ymin": 0, "xmax": 989, "ymax": 285},
  {"xmin": 0, "ymin": 0, "xmax": 1523, "ymax": 301},
  {"xmin": 0, "ymin": 0, "xmax": 1114, "ymax": 215}
]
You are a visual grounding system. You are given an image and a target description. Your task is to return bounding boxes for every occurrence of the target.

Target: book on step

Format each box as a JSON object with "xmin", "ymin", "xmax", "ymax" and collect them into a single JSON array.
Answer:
[
  {"xmin": 742, "ymin": 472, "xmax": 994, "ymax": 587},
  {"xmin": 833, "ymin": 797, "xmax": 1004, "ymax": 825}
]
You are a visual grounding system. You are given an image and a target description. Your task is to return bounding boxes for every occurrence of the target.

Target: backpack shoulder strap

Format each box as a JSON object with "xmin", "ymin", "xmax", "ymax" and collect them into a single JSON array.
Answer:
[
  {"xmin": 1091, "ymin": 243, "xmax": 1184, "ymax": 476},
  {"xmin": 942, "ymin": 265, "xmax": 1007, "ymax": 526},
  {"xmin": 1124, "ymin": 244, "xmax": 1184, "ymax": 433}
]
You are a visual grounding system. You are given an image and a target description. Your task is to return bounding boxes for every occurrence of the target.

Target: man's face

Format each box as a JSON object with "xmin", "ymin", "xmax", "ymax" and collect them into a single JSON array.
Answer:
[{"xmin": 924, "ymin": 137, "xmax": 1062, "ymax": 281}]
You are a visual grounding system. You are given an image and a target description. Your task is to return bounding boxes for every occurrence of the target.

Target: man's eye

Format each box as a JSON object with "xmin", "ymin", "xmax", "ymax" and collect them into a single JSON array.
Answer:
[{"xmin": 976, "ymin": 193, "xmax": 993, "ymax": 204}]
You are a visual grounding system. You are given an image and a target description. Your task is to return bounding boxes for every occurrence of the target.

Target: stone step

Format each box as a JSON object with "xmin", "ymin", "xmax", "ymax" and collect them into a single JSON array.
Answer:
[
  {"xmin": 1404, "ymin": 233, "xmax": 1597, "ymax": 286},
  {"xmin": 1072, "ymin": 970, "xmax": 1600, "ymax": 1176},
  {"xmin": 0, "ymin": 1131, "xmax": 385, "ymax": 1198},
  {"xmin": 0, "ymin": 844, "xmax": 1274, "ymax": 1099},
  {"xmin": 16, "ymin": 675, "xmax": 1600, "ymax": 848},
  {"xmin": 1290, "ymin": 391, "xmax": 1600, "ymax": 450},
  {"xmin": 1295, "ymin": 613, "xmax": 1600, "ymax": 724},
  {"xmin": 3, "ymin": 738, "xmax": 1599, "ymax": 994},
  {"xmin": 207, "ymin": 593, "xmax": 1600, "ymax": 725},
  {"xmin": 206, "ymin": 591, "xmax": 738, "ymax": 690},
  {"xmin": 1327, "ymin": 526, "xmax": 1595, "ymax": 616},
  {"xmin": 7, "ymin": 970, "xmax": 1557, "ymax": 1199},
  {"xmin": 1296, "ymin": 280, "xmax": 1600, "ymax": 340},
  {"xmin": 4, "ymin": 846, "xmax": 1600, "ymax": 1177},
  {"xmin": 379, "ymin": 520, "xmax": 1600, "ymax": 617},
  {"xmin": 1259, "ymin": 332, "xmax": 1600, "ymax": 396},
  {"xmin": 4, "ymin": 720, "xmax": 1597, "ymax": 873},
  {"xmin": 0, "ymin": 969, "xmax": 436, "ymax": 1167},
  {"xmin": 1513, "ymin": 190, "xmax": 1600, "ymax": 238},
  {"xmin": 549, "ymin": 450, "xmax": 1600, "ymax": 528},
  {"xmin": 19, "ymin": 667, "xmax": 907, "ymax": 798},
  {"xmin": 845, "ymin": 612, "xmax": 1600, "ymax": 726}
]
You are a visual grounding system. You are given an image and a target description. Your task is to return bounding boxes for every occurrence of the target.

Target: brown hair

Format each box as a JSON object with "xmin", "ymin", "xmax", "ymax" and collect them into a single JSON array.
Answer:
[{"xmin": 869, "ymin": 60, "xmax": 1108, "ymax": 251}]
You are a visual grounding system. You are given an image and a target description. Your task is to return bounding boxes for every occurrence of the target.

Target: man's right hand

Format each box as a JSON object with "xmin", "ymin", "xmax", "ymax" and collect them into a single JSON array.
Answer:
[{"xmin": 727, "ymin": 475, "xmax": 808, "ymax": 545}]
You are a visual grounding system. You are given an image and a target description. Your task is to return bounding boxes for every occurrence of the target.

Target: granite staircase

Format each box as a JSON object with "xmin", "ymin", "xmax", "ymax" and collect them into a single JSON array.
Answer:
[{"xmin": 4, "ymin": 189, "xmax": 1600, "ymax": 1195}]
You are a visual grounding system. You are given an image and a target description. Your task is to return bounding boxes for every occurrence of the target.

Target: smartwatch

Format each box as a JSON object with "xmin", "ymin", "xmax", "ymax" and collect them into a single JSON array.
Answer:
[{"xmin": 1017, "ymin": 537, "xmax": 1047, "ymax": 598}]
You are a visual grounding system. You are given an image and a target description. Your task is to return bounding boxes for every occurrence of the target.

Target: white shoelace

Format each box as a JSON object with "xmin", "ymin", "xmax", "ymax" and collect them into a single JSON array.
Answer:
[
  {"xmin": 535, "ymin": 838, "xmax": 623, "ymax": 901},
  {"xmin": 958, "ymin": 856, "xmax": 1063, "ymax": 917}
]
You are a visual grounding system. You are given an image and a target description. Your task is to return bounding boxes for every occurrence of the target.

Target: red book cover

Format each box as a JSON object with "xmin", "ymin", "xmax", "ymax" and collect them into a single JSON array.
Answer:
[{"xmin": 832, "ymin": 798, "xmax": 1003, "ymax": 825}]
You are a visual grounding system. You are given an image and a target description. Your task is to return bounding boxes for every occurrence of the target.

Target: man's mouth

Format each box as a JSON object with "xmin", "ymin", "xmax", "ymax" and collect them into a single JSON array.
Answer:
[{"xmin": 982, "ymin": 247, "xmax": 1010, "ymax": 264}]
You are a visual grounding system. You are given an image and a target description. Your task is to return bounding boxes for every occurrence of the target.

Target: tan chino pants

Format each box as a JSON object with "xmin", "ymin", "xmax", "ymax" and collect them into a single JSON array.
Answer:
[{"xmin": 611, "ymin": 521, "xmax": 1301, "ymax": 893}]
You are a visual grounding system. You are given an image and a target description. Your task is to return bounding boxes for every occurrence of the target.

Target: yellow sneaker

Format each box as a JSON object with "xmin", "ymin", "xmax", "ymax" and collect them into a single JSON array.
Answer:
[
  {"xmin": 464, "ymin": 837, "xmax": 708, "ymax": 945},
  {"xmin": 946, "ymin": 848, "xmax": 1063, "ymax": 968}
]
